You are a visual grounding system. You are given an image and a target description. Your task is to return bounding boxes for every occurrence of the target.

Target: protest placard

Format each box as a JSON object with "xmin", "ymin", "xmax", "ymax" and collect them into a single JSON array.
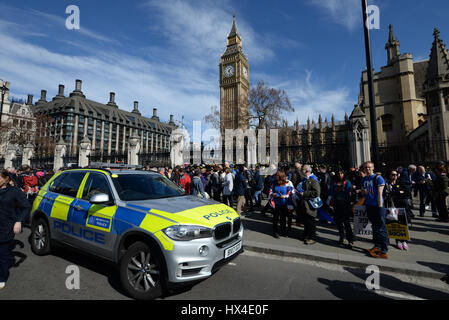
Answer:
[
  {"xmin": 385, "ymin": 208, "xmax": 410, "ymax": 241},
  {"xmin": 353, "ymin": 205, "xmax": 372, "ymax": 238}
]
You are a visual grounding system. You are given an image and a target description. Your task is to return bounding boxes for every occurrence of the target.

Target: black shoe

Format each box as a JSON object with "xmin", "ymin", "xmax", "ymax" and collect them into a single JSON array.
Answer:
[{"xmin": 273, "ymin": 233, "xmax": 280, "ymax": 239}]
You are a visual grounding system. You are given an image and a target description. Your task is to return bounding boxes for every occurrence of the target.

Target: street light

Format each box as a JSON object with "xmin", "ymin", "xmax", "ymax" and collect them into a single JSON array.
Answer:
[
  {"xmin": 0, "ymin": 82, "xmax": 9, "ymax": 126},
  {"xmin": 361, "ymin": 0, "xmax": 380, "ymax": 169}
]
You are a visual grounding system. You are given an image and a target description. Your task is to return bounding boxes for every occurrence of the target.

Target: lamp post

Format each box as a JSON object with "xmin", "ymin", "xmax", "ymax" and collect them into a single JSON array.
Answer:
[
  {"xmin": 0, "ymin": 82, "xmax": 9, "ymax": 126},
  {"xmin": 361, "ymin": 0, "xmax": 380, "ymax": 169}
]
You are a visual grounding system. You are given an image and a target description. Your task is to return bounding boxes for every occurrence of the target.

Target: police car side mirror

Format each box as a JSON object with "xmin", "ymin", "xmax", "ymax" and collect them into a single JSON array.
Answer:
[{"xmin": 89, "ymin": 193, "xmax": 110, "ymax": 204}]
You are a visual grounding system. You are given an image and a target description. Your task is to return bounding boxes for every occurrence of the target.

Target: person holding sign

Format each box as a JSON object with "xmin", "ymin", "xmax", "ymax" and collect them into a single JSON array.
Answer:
[
  {"xmin": 360, "ymin": 161, "xmax": 389, "ymax": 259},
  {"xmin": 384, "ymin": 170, "xmax": 410, "ymax": 251}
]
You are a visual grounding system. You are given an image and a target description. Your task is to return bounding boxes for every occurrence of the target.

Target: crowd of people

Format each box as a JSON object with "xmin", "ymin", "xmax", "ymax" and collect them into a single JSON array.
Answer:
[
  {"xmin": 0, "ymin": 160, "xmax": 448, "ymax": 289},
  {"xmin": 157, "ymin": 160, "xmax": 449, "ymax": 258}
]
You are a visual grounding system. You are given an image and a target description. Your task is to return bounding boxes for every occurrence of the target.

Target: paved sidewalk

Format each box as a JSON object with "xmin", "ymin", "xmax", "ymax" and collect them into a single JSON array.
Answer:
[{"xmin": 241, "ymin": 207, "xmax": 449, "ymax": 281}]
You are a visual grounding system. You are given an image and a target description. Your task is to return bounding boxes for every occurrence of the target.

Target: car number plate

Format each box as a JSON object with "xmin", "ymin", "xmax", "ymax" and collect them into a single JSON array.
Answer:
[{"xmin": 224, "ymin": 241, "xmax": 242, "ymax": 259}]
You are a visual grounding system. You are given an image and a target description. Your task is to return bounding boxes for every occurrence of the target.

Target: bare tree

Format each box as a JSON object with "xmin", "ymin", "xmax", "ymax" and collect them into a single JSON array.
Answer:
[
  {"xmin": 204, "ymin": 105, "xmax": 221, "ymax": 130},
  {"xmin": 249, "ymin": 80, "xmax": 294, "ymax": 129},
  {"xmin": 204, "ymin": 80, "xmax": 294, "ymax": 130}
]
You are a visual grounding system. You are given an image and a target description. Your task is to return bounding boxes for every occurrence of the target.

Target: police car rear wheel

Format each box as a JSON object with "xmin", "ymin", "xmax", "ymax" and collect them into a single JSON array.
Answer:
[
  {"xmin": 120, "ymin": 241, "xmax": 163, "ymax": 300},
  {"xmin": 31, "ymin": 218, "xmax": 51, "ymax": 256}
]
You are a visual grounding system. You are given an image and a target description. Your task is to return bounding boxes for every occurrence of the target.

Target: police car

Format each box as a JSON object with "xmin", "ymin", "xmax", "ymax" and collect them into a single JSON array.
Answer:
[{"xmin": 30, "ymin": 168, "xmax": 243, "ymax": 300}]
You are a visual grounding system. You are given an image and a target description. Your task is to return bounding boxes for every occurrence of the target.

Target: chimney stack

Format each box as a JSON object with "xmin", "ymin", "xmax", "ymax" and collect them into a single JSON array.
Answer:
[
  {"xmin": 75, "ymin": 79, "xmax": 82, "ymax": 91},
  {"xmin": 70, "ymin": 79, "xmax": 85, "ymax": 98},
  {"xmin": 36, "ymin": 90, "xmax": 47, "ymax": 105},
  {"xmin": 131, "ymin": 101, "xmax": 141, "ymax": 115},
  {"xmin": 27, "ymin": 94, "xmax": 33, "ymax": 105},
  {"xmin": 53, "ymin": 84, "xmax": 65, "ymax": 100},
  {"xmin": 107, "ymin": 92, "xmax": 117, "ymax": 107},
  {"xmin": 152, "ymin": 108, "xmax": 159, "ymax": 121},
  {"xmin": 169, "ymin": 115, "xmax": 174, "ymax": 124}
]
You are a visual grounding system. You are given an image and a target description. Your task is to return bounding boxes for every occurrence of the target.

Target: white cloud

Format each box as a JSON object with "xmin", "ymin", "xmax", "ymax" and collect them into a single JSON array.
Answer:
[
  {"xmin": 0, "ymin": 1, "xmax": 279, "ymax": 134},
  {"xmin": 308, "ymin": 0, "xmax": 361, "ymax": 32},
  {"xmin": 280, "ymin": 71, "xmax": 354, "ymax": 123},
  {"xmin": 143, "ymin": 0, "xmax": 274, "ymax": 66}
]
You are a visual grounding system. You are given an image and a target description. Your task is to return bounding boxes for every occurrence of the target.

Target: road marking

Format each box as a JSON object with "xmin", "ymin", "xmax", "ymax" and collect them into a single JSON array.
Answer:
[
  {"xmin": 228, "ymin": 262, "xmax": 237, "ymax": 266},
  {"xmin": 374, "ymin": 290, "xmax": 425, "ymax": 300}
]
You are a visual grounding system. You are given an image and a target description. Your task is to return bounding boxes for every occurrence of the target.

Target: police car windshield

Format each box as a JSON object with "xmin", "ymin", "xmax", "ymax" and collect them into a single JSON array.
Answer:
[{"xmin": 112, "ymin": 173, "xmax": 185, "ymax": 201}]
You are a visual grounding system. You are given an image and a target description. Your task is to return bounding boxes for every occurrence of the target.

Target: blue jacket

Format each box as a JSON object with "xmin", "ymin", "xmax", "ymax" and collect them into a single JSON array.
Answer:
[
  {"xmin": 253, "ymin": 171, "xmax": 264, "ymax": 191},
  {"xmin": 234, "ymin": 172, "xmax": 247, "ymax": 196},
  {"xmin": 0, "ymin": 185, "xmax": 31, "ymax": 242}
]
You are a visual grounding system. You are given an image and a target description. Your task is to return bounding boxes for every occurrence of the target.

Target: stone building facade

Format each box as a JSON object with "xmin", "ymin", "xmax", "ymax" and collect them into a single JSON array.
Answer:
[
  {"xmin": 32, "ymin": 80, "xmax": 176, "ymax": 164},
  {"xmin": 0, "ymin": 79, "xmax": 36, "ymax": 167},
  {"xmin": 219, "ymin": 21, "xmax": 449, "ymax": 168}
]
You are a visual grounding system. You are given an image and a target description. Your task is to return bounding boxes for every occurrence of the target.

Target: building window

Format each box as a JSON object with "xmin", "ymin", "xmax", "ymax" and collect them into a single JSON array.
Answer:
[{"xmin": 381, "ymin": 114, "xmax": 393, "ymax": 132}]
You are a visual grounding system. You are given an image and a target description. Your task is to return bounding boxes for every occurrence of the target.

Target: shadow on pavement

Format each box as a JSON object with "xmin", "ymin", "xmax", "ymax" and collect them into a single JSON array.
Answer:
[
  {"xmin": 49, "ymin": 245, "xmax": 129, "ymax": 298},
  {"xmin": 407, "ymin": 238, "xmax": 449, "ymax": 254},
  {"xmin": 416, "ymin": 261, "xmax": 449, "ymax": 277},
  {"xmin": 317, "ymin": 278, "xmax": 390, "ymax": 300},
  {"xmin": 10, "ymin": 240, "xmax": 27, "ymax": 268},
  {"xmin": 344, "ymin": 267, "xmax": 449, "ymax": 300}
]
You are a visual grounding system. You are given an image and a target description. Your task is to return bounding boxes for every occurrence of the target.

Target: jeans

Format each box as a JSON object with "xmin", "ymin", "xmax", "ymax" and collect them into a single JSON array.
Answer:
[
  {"xmin": 0, "ymin": 241, "xmax": 11, "ymax": 282},
  {"xmin": 254, "ymin": 190, "xmax": 262, "ymax": 207},
  {"xmin": 223, "ymin": 195, "xmax": 233, "ymax": 208},
  {"xmin": 366, "ymin": 205, "xmax": 389, "ymax": 253},
  {"xmin": 334, "ymin": 204, "xmax": 354, "ymax": 243},
  {"xmin": 273, "ymin": 206, "xmax": 288, "ymax": 235}
]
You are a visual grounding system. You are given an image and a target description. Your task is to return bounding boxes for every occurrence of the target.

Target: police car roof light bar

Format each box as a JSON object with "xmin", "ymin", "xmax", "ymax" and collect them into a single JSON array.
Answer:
[{"xmin": 89, "ymin": 162, "xmax": 143, "ymax": 170}]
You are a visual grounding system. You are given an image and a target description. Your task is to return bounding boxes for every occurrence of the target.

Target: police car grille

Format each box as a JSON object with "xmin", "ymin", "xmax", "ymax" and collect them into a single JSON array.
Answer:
[
  {"xmin": 232, "ymin": 218, "xmax": 241, "ymax": 234},
  {"xmin": 214, "ymin": 223, "xmax": 232, "ymax": 240}
]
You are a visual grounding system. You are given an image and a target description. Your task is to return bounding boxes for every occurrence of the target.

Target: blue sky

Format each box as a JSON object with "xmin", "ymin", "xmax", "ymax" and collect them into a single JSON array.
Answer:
[{"xmin": 0, "ymin": 0, "xmax": 448, "ymax": 130}]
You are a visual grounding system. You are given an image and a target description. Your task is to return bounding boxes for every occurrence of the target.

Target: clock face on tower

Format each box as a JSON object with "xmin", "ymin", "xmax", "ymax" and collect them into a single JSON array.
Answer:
[
  {"xmin": 224, "ymin": 64, "xmax": 235, "ymax": 78},
  {"xmin": 243, "ymin": 66, "xmax": 248, "ymax": 79}
]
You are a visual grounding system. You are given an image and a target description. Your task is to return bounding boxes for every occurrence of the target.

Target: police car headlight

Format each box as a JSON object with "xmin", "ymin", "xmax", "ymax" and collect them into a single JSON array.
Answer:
[{"xmin": 163, "ymin": 225, "xmax": 212, "ymax": 241}]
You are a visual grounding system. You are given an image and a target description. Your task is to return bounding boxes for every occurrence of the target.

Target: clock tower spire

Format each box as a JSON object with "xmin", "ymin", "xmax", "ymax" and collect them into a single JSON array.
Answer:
[{"xmin": 220, "ymin": 13, "xmax": 250, "ymax": 135}]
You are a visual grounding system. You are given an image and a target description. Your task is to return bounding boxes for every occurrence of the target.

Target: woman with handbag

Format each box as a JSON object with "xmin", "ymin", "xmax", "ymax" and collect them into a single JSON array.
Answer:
[
  {"xmin": 384, "ymin": 170, "xmax": 410, "ymax": 250},
  {"xmin": 297, "ymin": 165, "xmax": 321, "ymax": 245}
]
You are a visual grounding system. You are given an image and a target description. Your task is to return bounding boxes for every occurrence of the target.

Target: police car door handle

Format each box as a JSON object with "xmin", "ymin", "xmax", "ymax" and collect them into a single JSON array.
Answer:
[{"xmin": 73, "ymin": 205, "xmax": 84, "ymax": 211}]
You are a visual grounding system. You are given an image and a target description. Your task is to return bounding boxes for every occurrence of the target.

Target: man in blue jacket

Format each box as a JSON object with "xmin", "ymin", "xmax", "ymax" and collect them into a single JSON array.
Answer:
[{"xmin": 361, "ymin": 161, "xmax": 388, "ymax": 259}]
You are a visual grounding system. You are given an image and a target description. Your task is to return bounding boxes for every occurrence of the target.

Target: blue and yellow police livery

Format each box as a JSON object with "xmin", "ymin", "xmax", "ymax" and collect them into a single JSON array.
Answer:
[{"xmin": 30, "ymin": 169, "xmax": 243, "ymax": 300}]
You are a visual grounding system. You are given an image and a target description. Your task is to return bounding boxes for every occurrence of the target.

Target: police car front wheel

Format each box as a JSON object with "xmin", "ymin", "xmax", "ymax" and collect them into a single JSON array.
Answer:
[
  {"xmin": 120, "ymin": 241, "xmax": 164, "ymax": 300},
  {"xmin": 30, "ymin": 218, "xmax": 52, "ymax": 256}
]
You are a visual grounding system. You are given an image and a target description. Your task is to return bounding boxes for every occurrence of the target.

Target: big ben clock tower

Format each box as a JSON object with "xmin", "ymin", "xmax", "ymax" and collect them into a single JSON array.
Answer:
[{"xmin": 220, "ymin": 13, "xmax": 250, "ymax": 135}]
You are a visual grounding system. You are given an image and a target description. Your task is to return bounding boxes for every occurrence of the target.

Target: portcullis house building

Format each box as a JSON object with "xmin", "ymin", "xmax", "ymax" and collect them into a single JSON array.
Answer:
[{"xmin": 32, "ymin": 79, "xmax": 176, "ymax": 166}]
